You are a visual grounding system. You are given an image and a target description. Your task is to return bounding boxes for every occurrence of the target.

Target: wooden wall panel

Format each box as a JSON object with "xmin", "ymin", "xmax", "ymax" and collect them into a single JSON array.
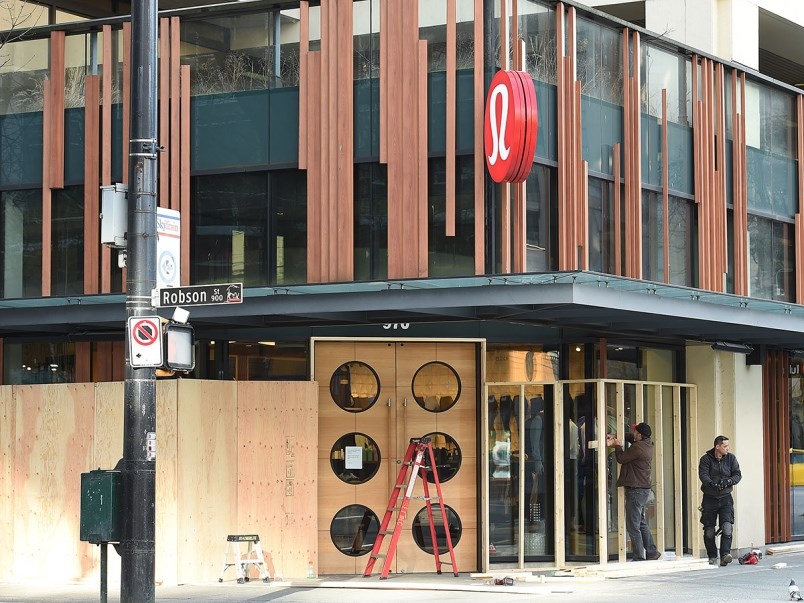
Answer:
[
  {"xmin": 75, "ymin": 342, "xmax": 91, "ymax": 383},
  {"xmin": 237, "ymin": 381, "xmax": 318, "ymax": 580},
  {"xmin": 0, "ymin": 386, "xmax": 14, "ymax": 581},
  {"xmin": 180, "ymin": 65, "xmax": 191, "ymax": 286},
  {"xmin": 101, "ymin": 25, "xmax": 113, "ymax": 293},
  {"xmin": 763, "ymin": 352, "xmax": 791, "ymax": 543},
  {"xmin": 13, "ymin": 384, "xmax": 94, "ymax": 581},
  {"xmin": 83, "ymin": 75, "xmax": 100, "ymax": 294},
  {"xmin": 474, "ymin": 0, "xmax": 484, "ymax": 274},
  {"xmin": 176, "ymin": 380, "xmax": 237, "ymax": 583},
  {"xmin": 159, "ymin": 18, "xmax": 170, "ymax": 209}
]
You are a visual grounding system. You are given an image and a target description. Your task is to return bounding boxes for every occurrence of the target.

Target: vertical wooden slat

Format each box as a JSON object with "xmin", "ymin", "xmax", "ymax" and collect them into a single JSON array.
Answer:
[
  {"xmin": 662, "ymin": 89, "xmax": 669, "ymax": 283},
  {"xmin": 501, "ymin": 184, "xmax": 511, "ymax": 273},
  {"xmin": 500, "ymin": 0, "xmax": 508, "ymax": 70},
  {"xmin": 474, "ymin": 0, "xmax": 484, "ymax": 275},
  {"xmin": 42, "ymin": 80, "xmax": 52, "ymax": 297},
  {"xmin": 75, "ymin": 342, "xmax": 91, "ymax": 383},
  {"xmin": 298, "ymin": 1, "xmax": 309, "ymax": 169},
  {"xmin": 401, "ymin": 0, "xmax": 417, "ymax": 276},
  {"xmin": 180, "ymin": 65, "xmax": 191, "ymax": 287},
  {"xmin": 122, "ymin": 22, "xmax": 131, "ymax": 184},
  {"xmin": 568, "ymin": 9, "xmax": 577, "ymax": 270},
  {"xmin": 327, "ymin": 1, "xmax": 338, "ymax": 279},
  {"xmin": 307, "ymin": 51, "xmax": 322, "ymax": 283},
  {"xmin": 614, "ymin": 143, "xmax": 621, "ymax": 274},
  {"xmin": 556, "ymin": 7, "xmax": 566, "ymax": 269},
  {"xmin": 386, "ymin": 0, "xmax": 401, "ymax": 278},
  {"xmin": 740, "ymin": 74, "xmax": 747, "ymax": 294},
  {"xmin": 621, "ymin": 28, "xmax": 630, "ymax": 276},
  {"xmin": 581, "ymin": 161, "xmax": 588, "ymax": 269},
  {"xmin": 380, "ymin": 0, "xmax": 388, "ymax": 164},
  {"xmin": 50, "ymin": 31, "xmax": 65, "ymax": 190},
  {"xmin": 797, "ymin": 94, "xmax": 804, "ymax": 303},
  {"xmin": 762, "ymin": 357, "xmax": 771, "ymax": 541},
  {"xmin": 84, "ymin": 75, "xmax": 101, "ymax": 294},
  {"xmin": 511, "ymin": 0, "xmax": 518, "ymax": 70},
  {"xmin": 632, "ymin": 31, "xmax": 641, "ymax": 278},
  {"xmin": 446, "ymin": 0, "xmax": 456, "ymax": 237},
  {"xmin": 337, "ymin": 0, "xmax": 354, "ymax": 281},
  {"xmin": 513, "ymin": 38, "xmax": 526, "ymax": 273},
  {"xmin": 319, "ymin": 5, "xmax": 331, "ymax": 280},
  {"xmin": 170, "ymin": 17, "xmax": 181, "ymax": 212},
  {"xmin": 419, "ymin": 40, "xmax": 429, "ymax": 277},
  {"xmin": 101, "ymin": 25, "xmax": 113, "ymax": 294},
  {"xmin": 159, "ymin": 18, "xmax": 170, "ymax": 209}
]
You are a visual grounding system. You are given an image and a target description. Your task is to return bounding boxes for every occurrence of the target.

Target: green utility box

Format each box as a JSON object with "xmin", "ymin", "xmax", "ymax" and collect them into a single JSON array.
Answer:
[{"xmin": 80, "ymin": 470, "xmax": 122, "ymax": 544}]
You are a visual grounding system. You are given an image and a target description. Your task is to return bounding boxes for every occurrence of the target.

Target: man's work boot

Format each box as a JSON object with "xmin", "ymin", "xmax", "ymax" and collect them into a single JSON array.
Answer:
[{"xmin": 720, "ymin": 553, "xmax": 732, "ymax": 566}]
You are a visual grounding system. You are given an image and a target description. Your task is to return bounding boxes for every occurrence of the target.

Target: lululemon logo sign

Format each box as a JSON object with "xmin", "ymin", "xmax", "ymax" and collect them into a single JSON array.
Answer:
[{"xmin": 484, "ymin": 70, "xmax": 538, "ymax": 183}]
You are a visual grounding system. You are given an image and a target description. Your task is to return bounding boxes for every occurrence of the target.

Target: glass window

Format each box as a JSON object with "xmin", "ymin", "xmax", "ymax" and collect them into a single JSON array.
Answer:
[
  {"xmin": 588, "ymin": 177, "xmax": 617, "ymax": 275},
  {"xmin": 428, "ymin": 156, "xmax": 475, "ymax": 277},
  {"xmin": 51, "ymin": 186, "xmax": 84, "ymax": 296},
  {"xmin": 191, "ymin": 170, "xmax": 305, "ymax": 286},
  {"xmin": 1, "ymin": 189, "xmax": 42, "ymax": 298},
  {"xmin": 748, "ymin": 214, "xmax": 794, "ymax": 302},
  {"xmin": 526, "ymin": 164, "xmax": 556, "ymax": 272},
  {"xmin": 421, "ymin": 432, "xmax": 461, "ymax": 483},
  {"xmin": 411, "ymin": 504, "xmax": 461, "ymax": 553},
  {"xmin": 668, "ymin": 195, "xmax": 696, "ymax": 287},
  {"xmin": 227, "ymin": 342, "xmax": 307, "ymax": 380},
  {"xmin": 521, "ymin": 1, "xmax": 557, "ymax": 162},
  {"xmin": 745, "ymin": 80, "xmax": 797, "ymax": 219},
  {"xmin": 330, "ymin": 504, "xmax": 379, "ymax": 557},
  {"xmin": 330, "ymin": 361, "xmax": 380, "ymax": 412},
  {"xmin": 4, "ymin": 342, "xmax": 75, "ymax": 384},
  {"xmin": 330, "ymin": 433, "xmax": 381, "ymax": 484},
  {"xmin": 354, "ymin": 163, "xmax": 388, "ymax": 281},
  {"xmin": 412, "ymin": 361, "xmax": 460, "ymax": 412},
  {"xmin": 641, "ymin": 189, "xmax": 664, "ymax": 282},
  {"xmin": 486, "ymin": 345, "xmax": 560, "ymax": 382}
]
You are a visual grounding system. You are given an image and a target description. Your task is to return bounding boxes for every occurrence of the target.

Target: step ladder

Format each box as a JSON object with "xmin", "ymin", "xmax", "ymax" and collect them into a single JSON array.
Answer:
[
  {"xmin": 363, "ymin": 437, "xmax": 459, "ymax": 579},
  {"xmin": 218, "ymin": 534, "xmax": 270, "ymax": 584}
]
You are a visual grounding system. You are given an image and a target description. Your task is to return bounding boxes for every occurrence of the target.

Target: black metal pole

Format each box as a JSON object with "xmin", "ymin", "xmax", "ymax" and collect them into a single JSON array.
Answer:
[
  {"xmin": 121, "ymin": 0, "xmax": 159, "ymax": 601},
  {"xmin": 100, "ymin": 542, "xmax": 108, "ymax": 603}
]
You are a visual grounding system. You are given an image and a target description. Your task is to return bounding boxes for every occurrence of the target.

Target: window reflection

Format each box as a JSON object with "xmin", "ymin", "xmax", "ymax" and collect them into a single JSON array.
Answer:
[
  {"xmin": 1, "ymin": 190, "xmax": 42, "ymax": 298},
  {"xmin": 329, "ymin": 361, "xmax": 380, "ymax": 412},
  {"xmin": 4, "ymin": 342, "xmax": 75, "ymax": 384},
  {"xmin": 411, "ymin": 504, "xmax": 461, "ymax": 553},
  {"xmin": 420, "ymin": 432, "xmax": 461, "ymax": 483},
  {"xmin": 330, "ymin": 504, "xmax": 379, "ymax": 557},
  {"xmin": 412, "ymin": 361, "xmax": 460, "ymax": 412}
]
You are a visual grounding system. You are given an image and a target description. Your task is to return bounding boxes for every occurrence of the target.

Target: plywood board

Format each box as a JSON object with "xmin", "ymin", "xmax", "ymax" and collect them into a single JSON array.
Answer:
[
  {"xmin": 156, "ymin": 380, "xmax": 179, "ymax": 586},
  {"xmin": 0, "ymin": 386, "xmax": 14, "ymax": 580},
  {"xmin": 14, "ymin": 384, "xmax": 95, "ymax": 582},
  {"xmin": 237, "ymin": 381, "xmax": 317, "ymax": 580},
  {"xmin": 176, "ymin": 380, "xmax": 238, "ymax": 583}
]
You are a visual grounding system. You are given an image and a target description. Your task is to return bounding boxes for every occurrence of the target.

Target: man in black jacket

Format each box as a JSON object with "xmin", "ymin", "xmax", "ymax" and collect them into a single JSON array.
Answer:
[{"xmin": 698, "ymin": 435, "xmax": 742, "ymax": 566}]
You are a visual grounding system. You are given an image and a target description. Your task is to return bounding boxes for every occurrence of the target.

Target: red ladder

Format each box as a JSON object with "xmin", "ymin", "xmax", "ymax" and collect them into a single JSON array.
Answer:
[{"xmin": 363, "ymin": 437, "xmax": 459, "ymax": 579}]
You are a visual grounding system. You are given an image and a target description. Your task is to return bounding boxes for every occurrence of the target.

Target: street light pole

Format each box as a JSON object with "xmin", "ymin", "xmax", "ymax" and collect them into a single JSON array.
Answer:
[{"xmin": 121, "ymin": 1, "xmax": 159, "ymax": 601}]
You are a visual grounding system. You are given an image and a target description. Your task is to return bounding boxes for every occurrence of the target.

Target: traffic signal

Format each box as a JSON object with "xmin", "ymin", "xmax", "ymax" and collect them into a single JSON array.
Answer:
[{"xmin": 163, "ymin": 322, "xmax": 195, "ymax": 372}]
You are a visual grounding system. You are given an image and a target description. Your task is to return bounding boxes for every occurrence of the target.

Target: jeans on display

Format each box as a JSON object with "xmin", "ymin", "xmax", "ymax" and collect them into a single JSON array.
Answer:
[{"xmin": 625, "ymin": 487, "xmax": 658, "ymax": 560}]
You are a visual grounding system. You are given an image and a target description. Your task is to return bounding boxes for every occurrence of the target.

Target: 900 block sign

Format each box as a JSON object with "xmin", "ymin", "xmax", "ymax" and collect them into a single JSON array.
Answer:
[{"xmin": 155, "ymin": 283, "xmax": 243, "ymax": 307}]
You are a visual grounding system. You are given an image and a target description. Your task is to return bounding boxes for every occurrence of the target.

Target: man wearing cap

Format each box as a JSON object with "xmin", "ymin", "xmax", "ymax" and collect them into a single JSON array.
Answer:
[
  {"xmin": 698, "ymin": 435, "xmax": 741, "ymax": 566},
  {"xmin": 606, "ymin": 422, "xmax": 661, "ymax": 561}
]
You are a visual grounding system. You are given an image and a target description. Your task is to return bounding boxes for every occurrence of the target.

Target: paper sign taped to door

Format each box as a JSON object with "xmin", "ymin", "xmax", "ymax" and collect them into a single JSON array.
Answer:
[{"xmin": 345, "ymin": 446, "xmax": 363, "ymax": 470}]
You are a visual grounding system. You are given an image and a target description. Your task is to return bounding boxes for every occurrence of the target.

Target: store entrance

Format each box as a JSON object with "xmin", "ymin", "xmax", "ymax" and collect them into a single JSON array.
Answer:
[
  {"xmin": 313, "ymin": 340, "xmax": 478, "ymax": 575},
  {"xmin": 484, "ymin": 379, "xmax": 697, "ymax": 569}
]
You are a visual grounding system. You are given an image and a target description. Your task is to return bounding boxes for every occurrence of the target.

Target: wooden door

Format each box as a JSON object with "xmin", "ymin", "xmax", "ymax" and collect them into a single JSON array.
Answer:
[{"xmin": 315, "ymin": 340, "xmax": 477, "ymax": 575}]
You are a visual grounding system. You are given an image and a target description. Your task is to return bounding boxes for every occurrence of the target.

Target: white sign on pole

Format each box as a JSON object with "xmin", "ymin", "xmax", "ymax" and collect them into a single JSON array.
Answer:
[
  {"xmin": 128, "ymin": 316, "xmax": 163, "ymax": 368},
  {"xmin": 156, "ymin": 208, "xmax": 180, "ymax": 290}
]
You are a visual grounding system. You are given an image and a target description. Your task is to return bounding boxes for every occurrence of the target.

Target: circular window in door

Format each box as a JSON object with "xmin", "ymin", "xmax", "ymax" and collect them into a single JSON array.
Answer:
[
  {"xmin": 411, "ymin": 504, "xmax": 462, "ymax": 553},
  {"xmin": 411, "ymin": 361, "xmax": 461, "ymax": 412},
  {"xmin": 330, "ymin": 504, "xmax": 380, "ymax": 557},
  {"xmin": 329, "ymin": 361, "xmax": 380, "ymax": 412},
  {"xmin": 330, "ymin": 432, "xmax": 381, "ymax": 484},
  {"xmin": 420, "ymin": 432, "xmax": 462, "ymax": 483}
]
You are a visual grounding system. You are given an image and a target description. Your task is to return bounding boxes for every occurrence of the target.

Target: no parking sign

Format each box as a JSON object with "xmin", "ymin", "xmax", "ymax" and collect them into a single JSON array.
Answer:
[{"xmin": 128, "ymin": 316, "xmax": 163, "ymax": 368}]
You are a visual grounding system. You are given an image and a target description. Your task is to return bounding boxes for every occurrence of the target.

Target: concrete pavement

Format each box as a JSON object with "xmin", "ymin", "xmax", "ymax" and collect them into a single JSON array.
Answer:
[{"xmin": 3, "ymin": 546, "xmax": 804, "ymax": 602}]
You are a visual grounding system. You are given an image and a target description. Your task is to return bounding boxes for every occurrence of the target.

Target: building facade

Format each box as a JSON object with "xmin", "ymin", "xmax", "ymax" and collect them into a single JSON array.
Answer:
[{"xmin": 2, "ymin": 0, "xmax": 804, "ymax": 577}]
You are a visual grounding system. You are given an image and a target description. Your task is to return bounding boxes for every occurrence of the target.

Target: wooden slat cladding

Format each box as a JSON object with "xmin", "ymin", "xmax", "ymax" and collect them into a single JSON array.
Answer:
[
  {"xmin": 473, "ymin": 0, "xmax": 484, "ymax": 274},
  {"xmin": 299, "ymin": 1, "xmax": 355, "ymax": 282},
  {"xmin": 101, "ymin": 25, "xmax": 113, "ymax": 293},
  {"xmin": 662, "ymin": 89, "xmax": 669, "ymax": 282},
  {"xmin": 83, "ymin": 75, "xmax": 101, "ymax": 294},
  {"xmin": 180, "ymin": 65, "xmax": 191, "ymax": 286},
  {"xmin": 170, "ymin": 17, "xmax": 181, "ymax": 212},
  {"xmin": 122, "ymin": 22, "xmax": 131, "ymax": 184},
  {"xmin": 49, "ymin": 31, "xmax": 65, "ymax": 190},
  {"xmin": 446, "ymin": 0, "xmax": 456, "ymax": 237},
  {"xmin": 556, "ymin": 5, "xmax": 588, "ymax": 271},
  {"xmin": 622, "ymin": 30, "xmax": 641, "ymax": 278},
  {"xmin": 380, "ymin": 0, "xmax": 426, "ymax": 279},
  {"xmin": 298, "ymin": 0, "xmax": 309, "ymax": 170},
  {"xmin": 692, "ymin": 58, "xmax": 729, "ymax": 292},
  {"xmin": 41, "ymin": 80, "xmax": 52, "ymax": 297},
  {"xmin": 797, "ymin": 93, "xmax": 804, "ymax": 303},
  {"xmin": 499, "ymin": 0, "xmax": 510, "ymax": 273},
  {"xmin": 763, "ymin": 350, "xmax": 791, "ymax": 543},
  {"xmin": 159, "ymin": 17, "xmax": 170, "ymax": 209}
]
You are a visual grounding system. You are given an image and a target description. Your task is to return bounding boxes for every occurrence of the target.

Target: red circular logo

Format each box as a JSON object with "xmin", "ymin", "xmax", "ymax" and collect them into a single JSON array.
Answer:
[{"xmin": 484, "ymin": 70, "xmax": 539, "ymax": 183}]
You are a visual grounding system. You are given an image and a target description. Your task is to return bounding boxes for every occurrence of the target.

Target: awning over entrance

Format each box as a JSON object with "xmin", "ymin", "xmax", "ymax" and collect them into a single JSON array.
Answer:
[{"xmin": 2, "ymin": 271, "xmax": 804, "ymax": 347}]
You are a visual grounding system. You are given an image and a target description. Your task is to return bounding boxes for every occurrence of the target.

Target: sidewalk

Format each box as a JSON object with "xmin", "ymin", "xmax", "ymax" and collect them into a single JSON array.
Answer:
[{"xmin": 2, "ymin": 547, "xmax": 803, "ymax": 602}]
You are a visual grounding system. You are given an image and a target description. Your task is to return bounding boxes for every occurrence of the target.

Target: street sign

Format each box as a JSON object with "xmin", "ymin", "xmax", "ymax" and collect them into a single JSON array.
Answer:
[
  {"xmin": 156, "ymin": 208, "xmax": 181, "ymax": 289},
  {"xmin": 128, "ymin": 316, "xmax": 163, "ymax": 368},
  {"xmin": 153, "ymin": 282, "xmax": 243, "ymax": 307}
]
